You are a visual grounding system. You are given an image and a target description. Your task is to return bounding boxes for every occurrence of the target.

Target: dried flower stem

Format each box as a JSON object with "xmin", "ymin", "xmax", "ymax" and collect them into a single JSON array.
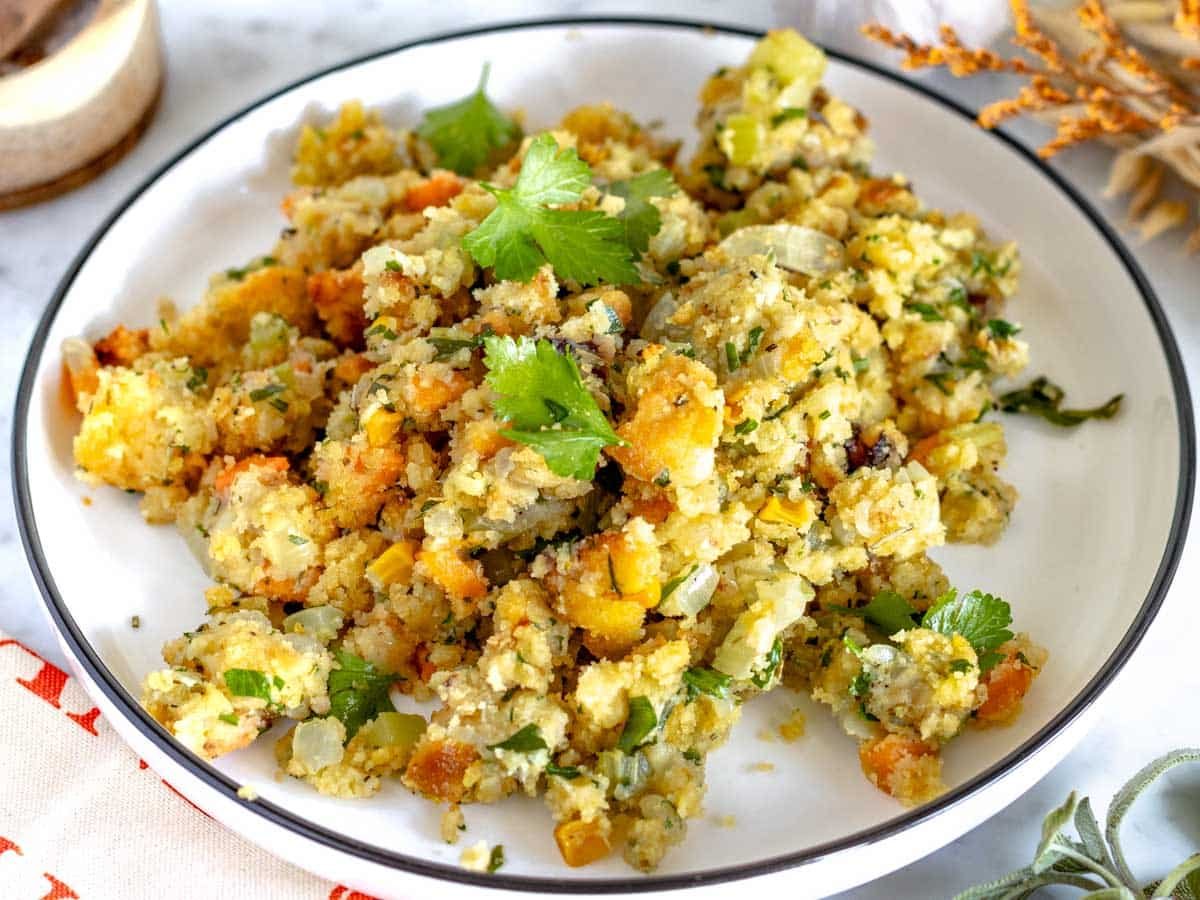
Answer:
[{"xmin": 863, "ymin": 0, "xmax": 1200, "ymax": 249}]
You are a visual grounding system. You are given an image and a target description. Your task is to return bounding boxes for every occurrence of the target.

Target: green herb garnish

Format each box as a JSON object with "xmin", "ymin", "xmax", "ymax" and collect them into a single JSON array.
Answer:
[
  {"xmin": 750, "ymin": 638, "xmax": 783, "ymax": 688},
  {"xmin": 487, "ymin": 844, "xmax": 505, "ymax": 873},
  {"xmin": 462, "ymin": 133, "xmax": 639, "ymax": 285},
  {"xmin": 418, "ymin": 63, "xmax": 520, "ymax": 175},
  {"xmin": 607, "ymin": 168, "xmax": 678, "ymax": 258},
  {"xmin": 617, "ymin": 696, "xmax": 657, "ymax": 752},
  {"xmin": 223, "ymin": 668, "xmax": 273, "ymax": 703},
  {"xmin": 922, "ymin": 589, "xmax": 1013, "ymax": 672},
  {"xmin": 328, "ymin": 650, "xmax": 399, "ymax": 739},
  {"xmin": 482, "ymin": 334, "xmax": 624, "ymax": 480},
  {"xmin": 489, "ymin": 723, "xmax": 548, "ymax": 753},
  {"xmin": 986, "ymin": 318, "xmax": 1021, "ymax": 340},
  {"xmin": 999, "ymin": 377, "xmax": 1122, "ymax": 427},
  {"xmin": 682, "ymin": 667, "xmax": 733, "ymax": 700}
]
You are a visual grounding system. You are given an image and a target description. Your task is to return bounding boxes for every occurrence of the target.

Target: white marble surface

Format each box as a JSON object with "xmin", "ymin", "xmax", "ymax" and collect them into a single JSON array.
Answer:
[{"xmin": 2, "ymin": 2, "xmax": 1198, "ymax": 897}]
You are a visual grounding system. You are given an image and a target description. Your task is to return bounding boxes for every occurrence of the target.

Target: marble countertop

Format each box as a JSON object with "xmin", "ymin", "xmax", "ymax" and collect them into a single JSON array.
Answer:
[{"xmin": 2, "ymin": 2, "xmax": 1197, "ymax": 897}]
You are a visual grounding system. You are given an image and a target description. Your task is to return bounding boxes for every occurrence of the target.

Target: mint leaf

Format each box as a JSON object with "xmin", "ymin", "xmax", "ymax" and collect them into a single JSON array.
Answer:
[
  {"xmin": 462, "ymin": 133, "xmax": 640, "ymax": 285},
  {"xmin": 328, "ymin": 650, "xmax": 399, "ymax": 739},
  {"xmin": 224, "ymin": 668, "xmax": 272, "ymax": 703},
  {"xmin": 607, "ymin": 168, "xmax": 679, "ymax": 256},
  {"xmin": 482, "ymin": 334, "xmax": 623, "ymax": 479},
  {"xmin": 418, "ymin": 63, "xmax": 520, "ymax": 175},
  {"xmin": 922, "ymin": 589, "xmax": 1013, "ymax": 671}
]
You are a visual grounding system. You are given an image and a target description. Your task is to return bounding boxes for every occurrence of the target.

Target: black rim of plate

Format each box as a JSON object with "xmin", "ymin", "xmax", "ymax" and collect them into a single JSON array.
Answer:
[{"xmin": 12, "ymin": 16, "xmax": 1196, "ymax": 894}]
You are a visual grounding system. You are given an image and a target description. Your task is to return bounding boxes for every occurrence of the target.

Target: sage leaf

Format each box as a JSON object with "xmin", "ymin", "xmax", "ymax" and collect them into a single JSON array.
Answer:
[
  {"xmin": 1151, "ymin": 854, "xmax": 1200, "ymax": 899},
  {"xmin": 1073, "ymin": 797, "xmax": 1113, "ymax": 870},
  {"xmin": 1105, "ymin": 747, "xmax": 1200, "ymax": 887},
  {"xmin": 1032, "ymin": 791, "xmax": 1078, "ymax": 873}
]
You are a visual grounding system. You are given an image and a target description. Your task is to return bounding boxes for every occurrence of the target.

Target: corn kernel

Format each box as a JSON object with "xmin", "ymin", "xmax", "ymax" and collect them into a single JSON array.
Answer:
[
  {"xmin": 365, "ymin": 408, "xmax": 404, "ymax": 448},
  {"xmin": 367, "ymin": 541, "xmax": 416, "ymax": 589},
  {"xmin": 758, "ymin": 495, "xmax": 815, "ymax": 529}
]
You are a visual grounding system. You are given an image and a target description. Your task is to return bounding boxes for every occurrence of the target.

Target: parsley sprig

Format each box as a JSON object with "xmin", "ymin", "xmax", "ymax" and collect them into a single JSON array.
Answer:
[
  {"xmin": 837, "ymin": 587, "xmax": 1013, "ymax": 672},
  {"xmin": 418, "ymin": 63, "xmax": 520, "ymax": 176},
  {"xmin": 462, "ymin": 133, "xmax": 641, "ymax": 285},
  {"xmin": 483, "ymin": 334, "xmax": 624, "ymax": 480}
]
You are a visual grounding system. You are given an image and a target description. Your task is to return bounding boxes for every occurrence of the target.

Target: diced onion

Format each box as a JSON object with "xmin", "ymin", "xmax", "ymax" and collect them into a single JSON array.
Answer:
[
  {"xmin": 718, "ymin": 224, "xmax": 845, "ymax": 276},
  {"xmin": 657, "ymin": 564, "xmax": 719, "ymax": 617},
  {"xmin": 598, "ymin": 749, "xmax": 650, "ymax": 801},
  {"xmin": 283, "ymin": 605, "xmax": 344, "ymax": 644},
  {"xmin": 291, "ymin": 718, "xmax": 345, "ymax": 773}
]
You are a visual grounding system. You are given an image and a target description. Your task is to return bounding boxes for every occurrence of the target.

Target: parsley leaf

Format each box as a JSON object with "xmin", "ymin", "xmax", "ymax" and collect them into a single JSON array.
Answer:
[
  {"xmin": 224, "ymin": 668, "xmax": 272, "ymax": 703},
  {"xmin": 617, "ymin": 696, "xmax": 657, "ymax": 752},
  {"xmin": 999, "ymin": 376, "xmax": 1122, "ymax": 427},
  {"xmin": 488, "ymin": 723, "xmax": 547, "ymax": 753},
  {"xmin": 682, "ymin": 667, "xmax": 732, "ymax": 700},
  {"xmin": 606, "ymin": 168, "xmax": 679, "ymax": 257},
  {"xmin": 545, "ymin": 763, "xmax": 581, "ymax": 779},
  {"xmin": 922, "ymin": 589, "xmax": 1013, "ymax": 672},
  {"xmin": 905, "ymin": 301, "xmax": 944, "ymax": 322},
  {"xmin": 987, "ymin": 318, "xmax": 1022, "ymax": 340},
  {"xmin": 835, "ymin": 590, "xmax": 921, "ymax": 637},
  {"xmin": 483, "ymin": 334, "xmax": 624, "ymax": 479},
  {"xmin": 488, "ymin": 845, "xmax": 505, "ymax": 873},
  {"xmin": 328, "ymin": 650, "xmax": 399, "ymax": 739},
  {"xmin": 463, "ymin": 133, "xmax": 640, "ymax": 285},
  {"xmin": 418, "ymin": 63, "xmax": 520, "ymax": 176}
]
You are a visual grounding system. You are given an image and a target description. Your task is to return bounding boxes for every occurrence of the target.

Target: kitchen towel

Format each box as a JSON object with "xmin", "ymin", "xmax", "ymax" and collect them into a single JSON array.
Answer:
[{"xmin": 0, "ymin": 631, "xmax": 358, "ymax": 899}]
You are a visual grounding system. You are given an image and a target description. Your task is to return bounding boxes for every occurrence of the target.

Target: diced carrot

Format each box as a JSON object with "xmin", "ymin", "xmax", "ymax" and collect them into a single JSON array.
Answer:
[
  {"xmin": 975, "ymin": 655, "xmax": 1036, "ymax": 724},
  {"xmin": 460, "ymin": 417, "xmax": 513, "ymax": 460},
  {"xmin": 403, "ymin": 739, "xmax": 478, "ymax": 802},
  {"xmin": 406, "ymin": 370, "xmax": 472, "ymax": 418},
  {"xmin": 214, "ymin": 455, "xmax": 289, "ymax": 495},
  {"xmin": 418, "ymin": 546, "xmax": 488, "ymax": 600},
  {"xmin": 333, "ymin": 353, "xmax": 373, "ymax": 385},
  {"xmin": 404, "ymin": 171, "xmax": 463, "ymax": 212},
  {"xmin": 554, "ymin": 819, "xmax": 611, "ymax": 867},
  {"xmin": 307, "ymin": 267, "xmax": 367, "ymax": 349},
  {"xmin": 859, "ymin": 733, "xmax": 936, "ymax": 796}
]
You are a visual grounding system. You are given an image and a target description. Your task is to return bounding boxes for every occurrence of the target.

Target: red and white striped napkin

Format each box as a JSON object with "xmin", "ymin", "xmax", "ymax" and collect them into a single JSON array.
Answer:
[{"xmin": 0, "ymin": 630, "xmax": 375, "ymax": 899}]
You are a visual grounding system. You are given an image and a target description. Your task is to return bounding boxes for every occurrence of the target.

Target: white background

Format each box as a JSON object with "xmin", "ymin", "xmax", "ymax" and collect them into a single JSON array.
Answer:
[{"xmin": 1, "ymin": 2, "xmax": 1198, "ymax": 897}]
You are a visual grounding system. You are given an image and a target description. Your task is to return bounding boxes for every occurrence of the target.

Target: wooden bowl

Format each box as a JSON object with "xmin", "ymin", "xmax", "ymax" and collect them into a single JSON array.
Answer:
[{"xmin": 0, "ymin": 0, "xmax": 162, "ymax": 209}]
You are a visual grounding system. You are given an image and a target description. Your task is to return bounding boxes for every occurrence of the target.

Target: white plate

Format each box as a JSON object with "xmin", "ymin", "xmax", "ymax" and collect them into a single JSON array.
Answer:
[{"xmin": 13, "ymin": 18, "xmax": 1195, "ymax": 900}]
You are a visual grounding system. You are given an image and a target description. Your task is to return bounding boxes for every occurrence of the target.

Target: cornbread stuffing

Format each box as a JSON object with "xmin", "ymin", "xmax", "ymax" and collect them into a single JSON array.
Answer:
[{"xmin": 66, "ymin": 30, "xmax": 1048, "ymax": 872}]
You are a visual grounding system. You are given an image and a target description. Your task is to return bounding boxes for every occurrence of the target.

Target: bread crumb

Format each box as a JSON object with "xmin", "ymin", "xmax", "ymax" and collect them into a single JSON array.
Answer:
[
  {"xmin": 460, "ymin": 840, "xmax": 490, "ymax": 872},
  {"xmin": 713, "ymin": 814, "xmax": 737, "ymax": 828},
  {"xmin": 441, "ymin": 805, "xmax": 466, "ymax": 844},
  {"xmin": 756, "ymin": 728, "xmax": 776, "ymax": 743},
  {"xmin": 778, "ymin": 709, "xmax": 806, "ymax": 742},
  {"xmin": 82, "ymin": 496, "xmax": 93, "ymax": 506},
  {"xmin": 236, "ymin": 784, "xmax": 259, "ymax": 800},
  {"xmin": 749, "ymin": 762, "xmax": 775, "ymax": 773}
]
